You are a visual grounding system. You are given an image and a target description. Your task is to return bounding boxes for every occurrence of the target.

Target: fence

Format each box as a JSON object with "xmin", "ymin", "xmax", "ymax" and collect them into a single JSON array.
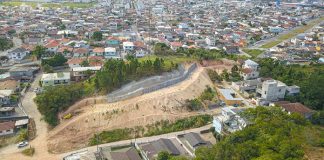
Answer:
[{"xmin": 107, "ymin": 63, "xmax": 197, "ymax": 103}]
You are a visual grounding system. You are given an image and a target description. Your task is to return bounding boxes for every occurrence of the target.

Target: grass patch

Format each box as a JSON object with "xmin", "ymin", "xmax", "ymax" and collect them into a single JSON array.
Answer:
[
  {"xmin": 242, "ymin": 49, "xmax": 264, "ymax": 58},
  {"xmin": 261, "ymin": 17, "xmax": 324, "ymax": 48},
  {"xmin": 0, "ymin": 135, "xmax": 18, "ymax": 148},
  {"xmin": 22, "ymin": 147, "xmax": 35, "ymax": 156},
  {"xmin": 144, "ymin": 115, "xmax": 212, "ymax": 136},
  {"xmin": 139, "ymin": 55, "xmax": 196, "ymax": 70}
]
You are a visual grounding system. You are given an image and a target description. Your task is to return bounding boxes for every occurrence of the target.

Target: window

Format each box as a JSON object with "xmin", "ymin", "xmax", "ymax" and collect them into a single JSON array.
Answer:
[
  {"xmin": 6, "ymin": 130, "xmax": 11, "ymax": 132},
  {"xmin": 264, "ymin": 91, "xmax": 267, "ymax": 95},
  {"xmin": 279, "ymin": 89, "xmax": 282, "ymax": 92}
]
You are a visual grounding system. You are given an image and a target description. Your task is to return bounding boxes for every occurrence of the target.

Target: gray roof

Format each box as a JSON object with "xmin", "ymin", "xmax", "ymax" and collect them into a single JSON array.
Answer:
[
  {"xmin": 9, "ymin": 47, "xmax": 28, "ymax": 53},
  {"xmin": 140, "ymin": 138, "xmax": 180, "ymax": 159},
  {"xmin": 244, "ymin": 59, "xmax": 258, "ymax": 66},
  {"xmin": 100, "ymin": 147, "xmax": 141, "ymax": 160},
  {"xmin": 184, "ymin": 132, "xmax": 206, "ymax": 147}
]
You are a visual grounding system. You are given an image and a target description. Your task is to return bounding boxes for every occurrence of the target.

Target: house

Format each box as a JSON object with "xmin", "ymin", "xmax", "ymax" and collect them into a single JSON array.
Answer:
[
  {"xmin": 218, "ymin": 88, "xmax": 244, "ymax": 106},
  {"xmin": 67, "ymin": 58, "xmax": 85, "ymax": 69},
  {"xmin": 183, "ymin": 132, "xmax": 211, "ymax": 151},
  {"xmin": 9, "ymin": 67, "xmax": 39, "ymax": 80},
  {"xmin": 286, "ymin": 85, "xmax": 300, "ymax": 96},
  {"xmin": 98, "ymin": 146, "xmax": 141, "ymax": 160},
  {"xmin": 223, "ymin": 46, "xmax": 239, "ymax": 54},
  {"xmin": 71, "ymin": 66, "xmax": 101, "ymax": 81},
  {"xmin": 104, "ymin": 47, "xmax": 119, "ymax": 59},
  {"xmin": 256, "ymin": 80, "xmax": 287, "ymax": 101},
  {"xmin": 73, "ymin": 48, "xmax": 88, "ymax": 57},
  {"xmin": 269, "ymin": 26, "xmax": 284, "ymax": 34},
  {"xmin": 138, "ymin": 138, "xmax": 180, "ymax": 160},
  {"xmin": 272, "ymin": 101, "xmax": 314, "ymax": 119},
  {"xmin": 0, "ymin": 79, "xmax": 20, "ymax": 91},
  {"xmin": 170, "ymin": 42, "xmax": 182, "ymax": 51},
  {"xmin": 0, "ymin": 90, "xmax": 14, "ymax": 106},
  {"xmin": 41, "ymin": 72, "xmax": 70, "ymax": 87},
  {"xmin": 213, "ymin": 107, "xmax": 248, "ymax": 134},
  {"xmin": 8, "ymin": 48, "xmax": 30, "ymax": 61},
  {"xmin": 241, "ymin": 59, "xmax": 259, "ymax": 80},
  {"xmin": 106, "ymin": 37, "xmax": 120, "ymax": 47},
  {"xmin": 91, "ymin": 47, "xmax": 104, "ymax": 57},
  {"xmin": 0, "ymin": 121, "xmax": 15, "ymax": 136},
  {"xmin": 45, "ymin": 40, "xmax": 60, "ymax": 53},
  {"xmin": 123, "ymin": 42, "xmax": 134, "ymax": 52},
  {"xmin": 205, "ymin": 37, "xmax": 216, "ymax": 46},
  {"xmin": 0, "ymin": 107, "xmax": 15, "ymax": 117}
]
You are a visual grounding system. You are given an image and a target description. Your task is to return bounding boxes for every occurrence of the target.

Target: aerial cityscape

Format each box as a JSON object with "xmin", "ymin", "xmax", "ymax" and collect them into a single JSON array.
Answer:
[{"xmin": 0, "ymin": 0, "xmax": 323, "ymax": 160}]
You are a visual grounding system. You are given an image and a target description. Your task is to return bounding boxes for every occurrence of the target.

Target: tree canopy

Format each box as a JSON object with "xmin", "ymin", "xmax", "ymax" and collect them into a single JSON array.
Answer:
[
  {"xmin": 0, "ymin": 37, "xmax": 13, "ymax": 51},
  {"xmin": 193, "ymin": 106, "xmax": 323, "ymax": 160},
  {"xmin": 92, "ymin": 31, "xmax": 103, "ymax": 41},
  {"xmin": 258, "ymin": 58, "xmax": 324, "ymax": 110}
]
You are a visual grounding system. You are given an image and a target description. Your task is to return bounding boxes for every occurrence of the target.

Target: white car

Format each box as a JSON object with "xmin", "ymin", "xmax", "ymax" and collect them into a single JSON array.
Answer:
[{"xmin": 17, "ymin": 141, "xmax": 28, "ymax": 148}]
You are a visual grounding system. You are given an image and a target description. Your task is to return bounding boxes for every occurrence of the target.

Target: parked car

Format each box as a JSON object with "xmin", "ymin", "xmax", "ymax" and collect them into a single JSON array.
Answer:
[{"xmin": 17, "ymin": 141, "xmax": 28, "ymax": 148}]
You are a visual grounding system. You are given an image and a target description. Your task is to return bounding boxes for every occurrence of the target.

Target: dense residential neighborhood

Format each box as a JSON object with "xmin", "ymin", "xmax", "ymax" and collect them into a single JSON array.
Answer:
[{"xmin": 0, "ymin": 0, "xmax": 323, "ymax": 160}]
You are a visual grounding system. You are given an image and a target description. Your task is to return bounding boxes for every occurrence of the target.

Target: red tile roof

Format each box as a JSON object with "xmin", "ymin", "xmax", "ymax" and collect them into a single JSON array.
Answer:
[{"xmin": 0, "ymin": 121, "xmax": 15, "ymax": 131}]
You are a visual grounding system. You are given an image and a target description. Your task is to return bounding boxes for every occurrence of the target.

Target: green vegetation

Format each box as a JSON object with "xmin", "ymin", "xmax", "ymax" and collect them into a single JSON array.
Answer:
[
  {"xmin": 36, "ymin": 58, "xmax": 176, "ymax": 126},
  {"xmin": 186, "ymin": 86, "xmax": 217, "ymax": 111},
  {"xmin": 16, "ymin": 129, "xmax": 28, "ymax": 143},
  {"xmin": 0, "ymin": 37, "xmax": 14, "ymax": 51},
  {"xmin": 242, "ymin": 49, "xmax": 264, "ymax": 58},
  {"xmin": 199, "ymin": 86, "xmax": 216, "ymax": 101},
  {"xmin": 22, "ymin": 147, "xmax": 35, "ymax": 156},
  {"xmin": 89, "ymin": 128, "xmax": 137, "ymax": 146},
  {"xmin": 31, "ymin": 45, "xmax": 46, "ymax": 60},
  {"xmin": 259, "ymin": 58, "xmax": 324, "ymax": 110},
  {"xmin": 35, "ymin": 83, "xmax": 93, "ymax": 126},
  {"xmin": 0, "ymin": 1, "xmax": 96, "ymax": 9},
  {"xmin": 89, "ymin": 115, "xmax": 212, "ymax": 146},
  {"xmin": 261, "ymin": 17, "xmax": 324, "ymax": 48},
  {"xmin": 92, "ymin": 31, "xmax": 103, "ymax": 41},
  {"xmin": 193, "ymin": 107, "xmax": 324, "ymax": 160},
  {"xmin": 95, "ymin": 58, "xmax": 176, "ymax": 93},
  {"xmin": 144, "ymin": 115, "xmax": 212, "ymax": 136},
  {"xmin": 41, "ymin": 54, "xmax": 67, "ymax": 67},
  {"xmin": 157, "ymin": 151, "xmax": 188, "ymax": 160},
  {"xmin": 207, "ymin": 69, "xmax": 223, "ymax": 82}
]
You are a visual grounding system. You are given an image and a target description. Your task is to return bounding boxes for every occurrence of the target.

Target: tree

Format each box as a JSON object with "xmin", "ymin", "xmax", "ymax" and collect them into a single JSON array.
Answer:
[
  {"xmin": 92, "ymin": 31, "xmax": 103, "ymax": 41},
  {"xmin": 32, "ymin": 45, "xmax": 46, "ymax": 60},
  {"xmin": 157, "ymin": 151, "xmax": 171, "ymax": 160},
  {"xmin": 221, "ymin": 69, "xmax": 230, "ymax": 81},
  {"xmin": 0, "ymin": 37, "xmax": 14, "ymax": 51},
  {"xmin": 41, "ymin": 54, "xmax": 67, "ymax": 67},
  {"xmin": 80, "ymin": 60, "xmax": 90, "ymax": 67}
]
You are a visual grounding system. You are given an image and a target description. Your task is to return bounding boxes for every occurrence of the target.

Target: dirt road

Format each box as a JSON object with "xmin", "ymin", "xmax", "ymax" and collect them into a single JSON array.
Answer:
[{"xmin": 0, "ymin": 73, "xmax": 57, "ymax": 160}]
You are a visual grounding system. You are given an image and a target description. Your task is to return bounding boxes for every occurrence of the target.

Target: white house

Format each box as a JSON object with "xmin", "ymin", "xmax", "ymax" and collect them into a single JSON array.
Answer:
[
  {"xmin": 213, "ymin": 107, "xmax": 247, "ymax": 134},
  {"xmin": 205, "ymin": 36, "xmax": 216, "ymax": 46},
  {"xmin": 41, "ymin": 72, "xmax": 71, "ymax": 87},
  {"xmin": 241, "ymin": 59, "xmax": 259, "ymax": 80},
  {"xmin": 8, "ymin": 48, "xmax": 30, "ymax": 61},
  {"xmin": 256, "ymin": 80, "xmax": 287, "ymax": 101},
  {"xmin": 104, "ymin": 47, "xmax": 118, "ymax": 59},
  {"xmin": 123, "ymin": 42, "xmax": 134, "ymax": 52},
  {"xmin": 0, "ymin": 90, "xmax": 14, "ymax": 106},
  {"xmin": 0, "ymin": 121, "xmax": 15, "ymax": 136}
]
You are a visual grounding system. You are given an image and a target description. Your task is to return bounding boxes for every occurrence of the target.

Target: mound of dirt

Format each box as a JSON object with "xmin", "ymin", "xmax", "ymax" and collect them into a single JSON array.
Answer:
[{"xmin": 47, "ymin": 67, "xmax": 214, "ymax": 153}]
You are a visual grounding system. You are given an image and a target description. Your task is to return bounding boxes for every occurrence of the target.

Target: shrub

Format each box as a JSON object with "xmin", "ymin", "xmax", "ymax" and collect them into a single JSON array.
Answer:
[{"xmin": 22, "ymin": 147, "xmax": 35, "ymax": 156}]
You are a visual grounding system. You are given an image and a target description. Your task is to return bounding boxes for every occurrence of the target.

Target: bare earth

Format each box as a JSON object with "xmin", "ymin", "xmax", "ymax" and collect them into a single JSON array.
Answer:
[
  {"xmin": 0, "ymin": 62, "xmax": 234, "ymax": 159},
  {"xmin": 47, "ymin": 66, "xmax": 214, "ymax": 153}
]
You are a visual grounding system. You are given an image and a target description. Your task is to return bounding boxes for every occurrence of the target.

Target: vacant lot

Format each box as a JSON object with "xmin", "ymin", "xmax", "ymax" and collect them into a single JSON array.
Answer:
[
  {"xmin": 242, "ymin": 49, "xmax": 264, "ymax": 58},
  {"xmin": 47, "ymin": 66, "xmax": 217, "ymax": 153}
]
